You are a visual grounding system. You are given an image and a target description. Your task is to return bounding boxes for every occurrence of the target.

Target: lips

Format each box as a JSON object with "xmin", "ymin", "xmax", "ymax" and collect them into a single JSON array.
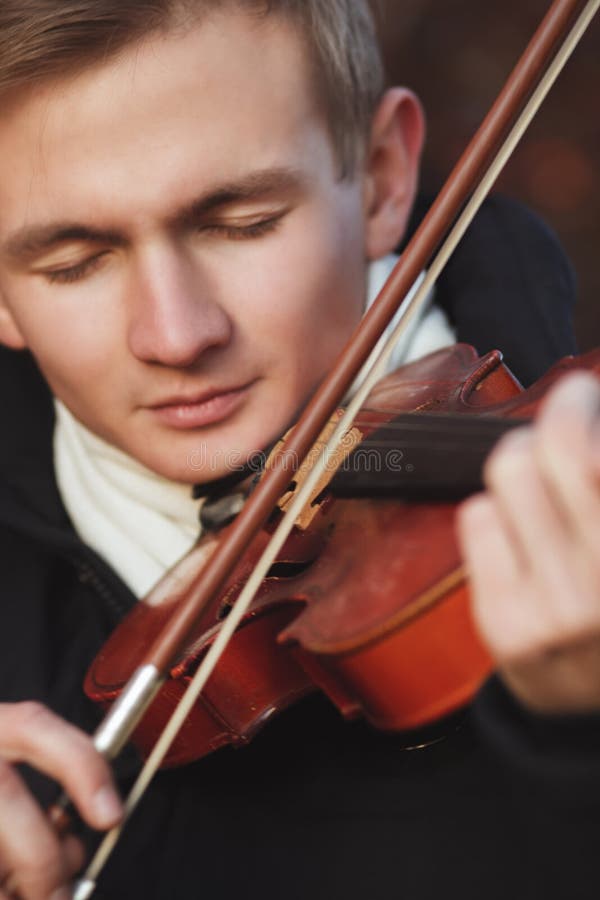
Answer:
[{"xmin": 149, "ymin": 383, "xmax": 253, "ymax": 429}]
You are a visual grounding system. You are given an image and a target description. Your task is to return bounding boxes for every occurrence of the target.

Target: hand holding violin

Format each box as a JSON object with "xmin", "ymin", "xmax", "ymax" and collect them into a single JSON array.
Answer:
[
  {"xmin": 458, "ymin": 373, "xmax": 600, "ymax": 716},
  {"xmin": 0, "ymin": 704, "xmax": 122, "ymax": 900}
]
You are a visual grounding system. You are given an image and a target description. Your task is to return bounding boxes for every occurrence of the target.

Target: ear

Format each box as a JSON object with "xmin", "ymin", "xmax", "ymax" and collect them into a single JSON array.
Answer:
[
  {"xmin": 362, "ymin": 88, "xmax": 425, "ymax": 261},
  {"xmin": 0, "ymin": 294, "xmax": 27, "ymax": 350}
]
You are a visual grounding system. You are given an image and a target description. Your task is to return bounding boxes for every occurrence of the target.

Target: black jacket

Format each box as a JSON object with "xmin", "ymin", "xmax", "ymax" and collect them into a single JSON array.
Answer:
[{"xmin": 1, "ymin": 197, "xmax": 598, "ymax": 900}]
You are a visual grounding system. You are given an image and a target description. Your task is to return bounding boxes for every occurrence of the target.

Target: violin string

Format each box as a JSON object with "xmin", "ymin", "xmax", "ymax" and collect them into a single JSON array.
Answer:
[{"xmin": 73, "ymin": 3, "xmax": 600, "ymax": 896}]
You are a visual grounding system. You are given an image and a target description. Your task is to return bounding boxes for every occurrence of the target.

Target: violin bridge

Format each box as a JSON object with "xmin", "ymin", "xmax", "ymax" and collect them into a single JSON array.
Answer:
[{"xmin": 266, "ymin": 409, "xmax": 363, "ymax": 530}]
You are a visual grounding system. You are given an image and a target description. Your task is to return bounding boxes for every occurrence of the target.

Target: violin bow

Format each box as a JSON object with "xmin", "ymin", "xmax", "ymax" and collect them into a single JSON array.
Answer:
[{"xmin": 69, "ymin": 1, "xmax": 599, "ymax": 896}]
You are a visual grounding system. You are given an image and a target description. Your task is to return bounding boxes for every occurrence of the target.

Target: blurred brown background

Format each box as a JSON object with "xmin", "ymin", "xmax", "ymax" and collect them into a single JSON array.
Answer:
[{"xmin": 377, "ymin": 0, "xmax": 600, "ymax": 351}]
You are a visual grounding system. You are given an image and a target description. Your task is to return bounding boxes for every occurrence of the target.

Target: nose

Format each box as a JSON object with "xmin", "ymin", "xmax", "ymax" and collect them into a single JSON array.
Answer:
[{"xmin": 127, "ymin": 245, "xmax": 232, "ymax": 367}]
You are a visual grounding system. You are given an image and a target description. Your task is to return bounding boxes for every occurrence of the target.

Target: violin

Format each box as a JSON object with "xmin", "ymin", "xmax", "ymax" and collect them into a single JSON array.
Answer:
[{"xmin": 84, "ymin": 342, "xmax": 600, "ymax": 767}]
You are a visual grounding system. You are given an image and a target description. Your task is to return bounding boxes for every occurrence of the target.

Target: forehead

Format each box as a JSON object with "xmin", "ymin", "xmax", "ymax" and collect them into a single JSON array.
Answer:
[{"xmin": 0, "ymin": 10, "xmax": 334, "ymax": 233}]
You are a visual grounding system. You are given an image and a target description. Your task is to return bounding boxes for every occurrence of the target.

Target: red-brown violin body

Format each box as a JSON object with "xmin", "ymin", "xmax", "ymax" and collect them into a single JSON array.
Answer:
[{"xmin": 85, "ymin": 343, "xmax": 600, "ymax": 766}]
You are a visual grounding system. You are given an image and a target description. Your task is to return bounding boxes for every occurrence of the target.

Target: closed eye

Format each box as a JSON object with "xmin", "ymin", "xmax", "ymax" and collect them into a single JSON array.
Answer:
[
  {"xmin": 41, "ymin": 252, "xmax": 109, "ymax": 285},
  {"xmin": 198, "ymin": 212, "xmax": 286, "ymax": 241}
]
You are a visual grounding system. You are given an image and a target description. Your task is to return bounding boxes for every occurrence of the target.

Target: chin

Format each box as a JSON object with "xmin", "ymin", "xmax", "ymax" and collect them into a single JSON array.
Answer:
[
  {"xmin": 130, "ymin": 418, "xmax": 276, "ymax": 486},
  {"xmin": 146, "ymin": 454, "xmax": 205, "ymax": 485},
  {"xmin": 137, "ymin": 447, "xmax": 239, "ymax": 486}
]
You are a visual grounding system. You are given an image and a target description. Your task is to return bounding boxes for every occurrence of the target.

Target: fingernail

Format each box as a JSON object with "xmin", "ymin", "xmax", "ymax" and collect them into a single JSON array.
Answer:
[
  {"xmin": 50, "ymin": 887, "xmax": 72, "ymax": 900},
  {"xmin": 93, "ymin": 785, "xmax": 123, "ymax": 826},
  {"xmin": 552, "ymin": 373, "xmax": 600, "ymax": 415},
  {"xmin": 497, "ymin": 425, "xmax": 533, "ymax": 455}
]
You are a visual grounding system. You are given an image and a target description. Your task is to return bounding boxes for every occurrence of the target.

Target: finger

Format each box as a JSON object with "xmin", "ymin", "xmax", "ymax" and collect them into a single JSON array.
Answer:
[
  {"xmin": 61, "ymin": 835, "xmax": 86, "ymax": 879},
  {"xmin": 533, "ymin": 372, "xmax": 600, "ymax": 554},
  {"xmin": 485, "ymin": 428, "xmax": 577, "ymax": 586},
  {"xmin": 1, "ymin": 839, "xmax": 82, "ymax": 900},
  {"xmin": 457, "ymin": 493, "xmax": 539, "ymax": 659},
  {"xmin": 484, "ymin": 425, "xmax": 600, "ymax": 644},
  {"xmin": 0, "ymin": 759, "xmax": 72, "ymax": 900},
  {"xmin": 0, "ymin": 839, "xmax": 82, "ymax": 900},
  {"xmin": 0, "ymin": 702, "xmax": 122, "ymax": 831},
  {"xmin": 457, "ymin": 493, "xmax": 520, "ymax": 591}
]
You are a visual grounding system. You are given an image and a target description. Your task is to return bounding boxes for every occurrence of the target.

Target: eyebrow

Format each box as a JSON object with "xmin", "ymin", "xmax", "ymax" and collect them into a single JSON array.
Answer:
[
  {"xmin": 174, "ymin": 167, "xmax": 307, "ymax": 228},
  {"xmin": 1, "ymin": 167, "xmax": 308, "ymax": 265},
  {"xmin": 2, "ymin": 224, "xmax": 126, "ymax": 263}
]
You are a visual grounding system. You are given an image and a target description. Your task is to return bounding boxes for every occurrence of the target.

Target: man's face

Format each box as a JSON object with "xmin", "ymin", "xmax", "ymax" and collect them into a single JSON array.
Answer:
[{"xmin": 0, "ymin": 13, "xmax": 372, "ymax": 483}]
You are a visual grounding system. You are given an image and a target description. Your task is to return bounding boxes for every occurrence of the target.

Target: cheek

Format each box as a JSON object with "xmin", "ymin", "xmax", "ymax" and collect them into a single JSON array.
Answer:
[
  {"xmin": 225, "ymin": 196, "xmax": 366, "ymax": 369},
  {"xmin": 269, "ymin": 227, "xmax": 366, "ymax": 373},
  {"xmin": 5, "ymin": 281, "xmax": 123, "ymax": 397}
]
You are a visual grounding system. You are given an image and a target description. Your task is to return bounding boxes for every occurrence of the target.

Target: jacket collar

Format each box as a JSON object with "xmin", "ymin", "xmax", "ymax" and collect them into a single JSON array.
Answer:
[
  {"xmin": 0, "ymin": 347, "xmax": 138, "ymax": 621},
  {"xmin": 0, "ymin": 347, "xmax": 73, "ymax": 536}
]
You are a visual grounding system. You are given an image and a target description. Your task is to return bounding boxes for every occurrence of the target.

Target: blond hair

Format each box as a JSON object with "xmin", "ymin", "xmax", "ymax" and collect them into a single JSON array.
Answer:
[{"xmin": 0, "ymin": 0, "xmax": 385, "ymax": 176}]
